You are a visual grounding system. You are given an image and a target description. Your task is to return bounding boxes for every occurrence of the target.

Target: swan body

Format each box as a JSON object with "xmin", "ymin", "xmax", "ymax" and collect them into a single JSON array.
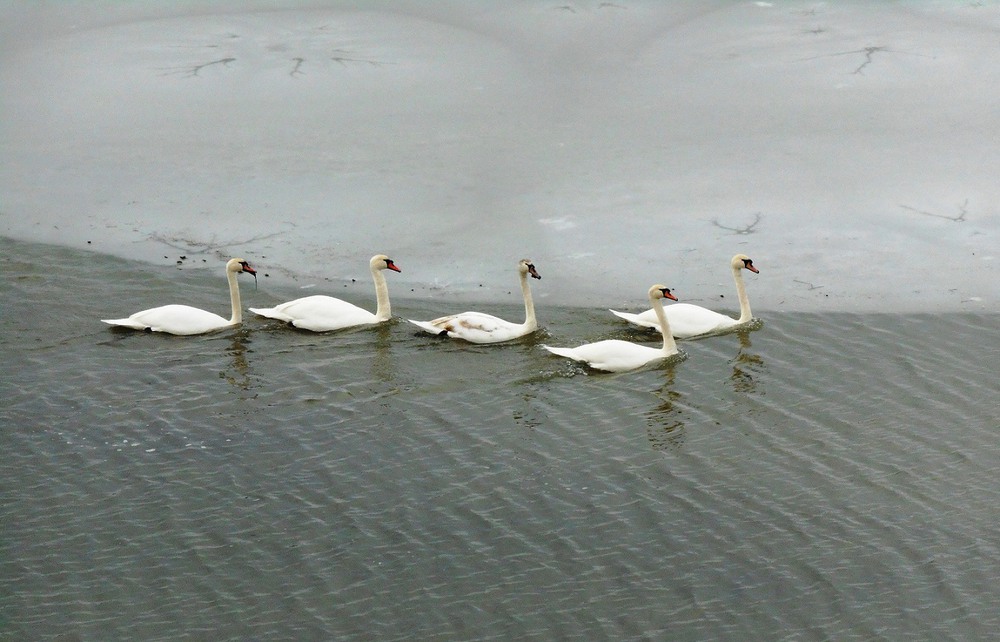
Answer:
[
  {"xmin": 102, "ymin": 258, "xmax": 257, "ymax": 335},
  {"xmin": 249, "ymin": 255, "xmax": 400, "ymax": 332},
  {"xmin": 544, "ymin": 285, "xmax": 679, "ymax": 372},
  {"xmin": 610, "ymin": 254, "xmax": 758, "ymax": 338},
  {"xmin": 409, "ymin": 259, "xmax": 541, "ymax": 344}
]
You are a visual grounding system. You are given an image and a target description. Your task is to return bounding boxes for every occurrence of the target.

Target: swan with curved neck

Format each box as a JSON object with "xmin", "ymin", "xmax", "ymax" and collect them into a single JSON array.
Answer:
[
  {"xmin": 409, "ymin": 259, "xmax": 541, "ymax": 344},
  {"xmin": 102, "ymin": 258, "xmax": 257, "ymax": 335},
  {"xmin": 249, "ymin": 254, "xmax": 400, "ymax": 332},
  {"xmin": 544, "ymin": 285, "xmax": 680, "ymax": 372},
  {"xmin": 610, "ymin": 254, "xmax": 758, "ymax": 338}
]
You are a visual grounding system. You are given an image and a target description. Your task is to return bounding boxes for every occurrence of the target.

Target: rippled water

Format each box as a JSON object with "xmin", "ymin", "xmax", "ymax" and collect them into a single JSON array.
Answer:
[{"xmin": 3, "ymin": 237, "xmax": 999, "ymax": 640}]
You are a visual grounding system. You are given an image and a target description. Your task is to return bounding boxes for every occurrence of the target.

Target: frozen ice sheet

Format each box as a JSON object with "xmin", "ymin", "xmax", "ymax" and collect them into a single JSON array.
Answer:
[{"xmin": 2, "ymin": 1, "xmax": 998, "ymax": 312}]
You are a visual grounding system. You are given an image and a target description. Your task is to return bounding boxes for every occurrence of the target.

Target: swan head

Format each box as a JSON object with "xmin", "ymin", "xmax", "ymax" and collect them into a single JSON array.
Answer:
[
  {"xmin": 227, "ymin": 258, "xmax": 257, "ymax": 287},
  {"xmin": 649, "ymin": 284, "xmax": 678, "ymax": 302},
  {"xmin": 732, "ymin": 254, "xmax": 759, "ymax": 274},
  {"xmin": 371, "ymin": 254, "xmax": 402, "ymax": 273},
  {"xmin": 519, "ymin": 259, "xmax": 541, "ymax": 280},
  {"xmin": 226, "ymin": 257, "xmax": 256, "ymax": 275}
]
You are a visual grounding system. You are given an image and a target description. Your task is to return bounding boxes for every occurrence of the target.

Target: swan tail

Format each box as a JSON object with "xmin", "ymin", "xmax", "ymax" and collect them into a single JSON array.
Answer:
[
  {"xmin": 609, "ymin": 308, "xmax": 660, "ymax": 329},
  {"xmin": 408, "ymin": 319, "xmax": 447, "ymax": 335},
  {"xmin": 248, "ymin": 307, "xmax": 293, "ymax": 322},
  {"xmin": 542, "ymin": 345, "xmax": 579, "ymax": 360},
  {"xmin": 102, "ymin": 318, "xmax": 147, "ymax": 330}
]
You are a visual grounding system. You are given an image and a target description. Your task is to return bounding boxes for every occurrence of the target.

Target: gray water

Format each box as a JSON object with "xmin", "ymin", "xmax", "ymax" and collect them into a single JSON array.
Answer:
[{"xmin": 3, "ymin": 236, "xmax": 999, "ymax": 640}]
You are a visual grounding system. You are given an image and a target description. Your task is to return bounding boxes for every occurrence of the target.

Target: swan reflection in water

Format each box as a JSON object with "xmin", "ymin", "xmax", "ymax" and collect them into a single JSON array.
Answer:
[
  {"xmin": 730, "ymin": 330, "xmax": 765, "ymax": 395},
  {"xmin": 222, "ymin": 329, "xmax": 254, "ymax": 393},
  {"xmin": 512, "ymin": 389, "xmax": 543, "ymax": 431},
  {"xmin": 645, "ymin": 365, "xmax": 686, "ymax": 452},
  {"xmin": 370, "ymin": 321, "xmax": 395, "ymax": 383}
]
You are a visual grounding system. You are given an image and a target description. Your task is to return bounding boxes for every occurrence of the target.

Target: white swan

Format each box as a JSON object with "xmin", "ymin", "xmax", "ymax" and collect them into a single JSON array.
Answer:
[
  {"xmin": 544, "ymin": 285, "xmax": 680, "ymax": 372},
  {"xmin": 409, "ymin": 259, "xmax": 541, "ymax": 344},
  {"xmin": 102, "ymin": 258, "xmax": 257, "ymax": 335},
  {"xmin": 249, "ymin": 254, "xmax": 400, "ymax": 332},
  {"xmin": 610, "ymin": 254, "xmax": 758, "ymax": 338}
]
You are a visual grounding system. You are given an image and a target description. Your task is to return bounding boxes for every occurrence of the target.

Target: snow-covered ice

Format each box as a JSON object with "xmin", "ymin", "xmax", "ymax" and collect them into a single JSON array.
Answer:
[{"xmin": 2, "ymin": 1, "xmax": 998, "ymax": 311}]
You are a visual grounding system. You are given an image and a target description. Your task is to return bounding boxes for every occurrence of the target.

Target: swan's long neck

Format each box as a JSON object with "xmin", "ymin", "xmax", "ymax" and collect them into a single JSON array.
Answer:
[
  {"xmin": 651, "ymin": 295, "xmax": 677, "ymax": 355},
  {"xmin": 520, "ymin": 270, "xmax": 537, "ymax": 330},
  {"xmin": 733, "ymin": 265, "xmax": 753, "ymax": 323},
  {"xmin": 372, "ymin": 266, "xmax": 392, "ymax": 321},
  {"xmin": 227, "ymin": 269, "xmax": 242, "ymax": 325}
]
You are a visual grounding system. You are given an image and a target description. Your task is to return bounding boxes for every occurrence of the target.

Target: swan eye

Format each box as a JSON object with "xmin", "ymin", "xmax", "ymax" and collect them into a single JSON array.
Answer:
[{"xmin": 743, "ymin": 259, "xmax": 753, "ymax": 268}]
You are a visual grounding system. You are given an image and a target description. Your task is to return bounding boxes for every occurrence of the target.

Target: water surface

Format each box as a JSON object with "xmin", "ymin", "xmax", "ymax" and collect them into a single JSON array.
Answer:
[{"xmin": 3, "ymin": 238, "xmax": 999, "ymax": 640}]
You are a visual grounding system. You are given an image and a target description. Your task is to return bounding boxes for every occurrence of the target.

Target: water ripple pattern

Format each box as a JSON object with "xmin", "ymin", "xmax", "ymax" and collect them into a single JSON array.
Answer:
[{"xmin": 3, "ymin": 238, "xmax": 1000, "ymax": 640}]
